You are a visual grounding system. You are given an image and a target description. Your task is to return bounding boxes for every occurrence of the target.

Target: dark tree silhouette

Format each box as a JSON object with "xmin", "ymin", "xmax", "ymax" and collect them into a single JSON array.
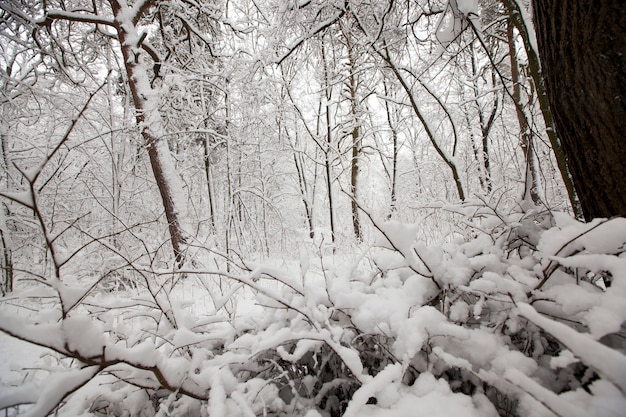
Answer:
[{"xmin": 532, "ymin": 0, "xmax": 626, "ymax": 220}]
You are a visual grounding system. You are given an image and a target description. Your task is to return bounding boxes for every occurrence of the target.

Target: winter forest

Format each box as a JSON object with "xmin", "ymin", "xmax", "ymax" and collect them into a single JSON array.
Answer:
[{"xmin": 1, "ymin": 0, "xmax": 625, "ymax": 416}]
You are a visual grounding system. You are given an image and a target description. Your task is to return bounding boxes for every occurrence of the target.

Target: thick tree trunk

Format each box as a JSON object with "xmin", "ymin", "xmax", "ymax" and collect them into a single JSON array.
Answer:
[
  {"xmin": 502, "ymin": 0, "xmax": 582, "ymax": 217},
  {"xmin": 532, "ymin": 0, "xmax": 626, "ymax": 220}
]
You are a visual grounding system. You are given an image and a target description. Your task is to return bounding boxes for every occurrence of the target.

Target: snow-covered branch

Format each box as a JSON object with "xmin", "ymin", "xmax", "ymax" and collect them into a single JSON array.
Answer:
[
  {"xmin": 518, "ymin": 303, "xmax": 626, "ymax": 393},
  {"xmin": 38, "ymin": 10, "xmax": 115, "ymax": 27}
]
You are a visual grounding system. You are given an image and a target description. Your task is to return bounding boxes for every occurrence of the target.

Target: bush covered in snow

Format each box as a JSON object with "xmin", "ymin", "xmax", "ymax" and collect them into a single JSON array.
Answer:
[{"xmin": 1, "ymin": 200, "xmax": 625, "ymax": 417}]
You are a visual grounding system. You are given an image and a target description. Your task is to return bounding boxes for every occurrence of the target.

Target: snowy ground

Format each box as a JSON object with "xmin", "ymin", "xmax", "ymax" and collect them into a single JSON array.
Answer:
[
  {"xmin": 0, "ymin": 334, "xmax": 48, "ymax": 386},
  {"xmin": 1, "ymin": 214, "xmax": 625, "ymax": 417}
]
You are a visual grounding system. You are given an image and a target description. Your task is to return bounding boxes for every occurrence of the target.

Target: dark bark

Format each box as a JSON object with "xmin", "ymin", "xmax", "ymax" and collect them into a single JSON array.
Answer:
[
  {"xmin": 0, "ymin": 129, "xmax": 12, "ymax": 295},
  {"xmin": 532, "ymin": 0, "xmax": 626, "ymax": 220},
  {"xmin": 0, "ymin": 224, "xmax": 12, "ymax": 295},
  {"xmin": 325, "ymin": 105, "xmax": 336, "ymax": 248},
  {"xmin": 293, "ymin": 151, "xmax": 315, "ymax": 239},
  {"xmin": 202, "ymin": 139, "xmax": 216, "ymax": 230},
  {"xmin": 502, "ymin": 0, "xmax": 582, "ymax": 217},
  {"xmin": 322, "ymin": 38, "xmax": 336, "ymax": 249}
]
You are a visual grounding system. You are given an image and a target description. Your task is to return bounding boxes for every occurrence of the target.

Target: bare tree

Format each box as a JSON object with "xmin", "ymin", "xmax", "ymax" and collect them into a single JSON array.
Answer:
[
  {"xmin": 506, "ymin": 18, "xmax": 540, "ymax": 204},
  {"xmin": 339, "ymin": 19, "xmax": 363, "ymax": 242},
  {"xmin": 25, "ymin": 0, "xmax": 230, "ymax": 263}
]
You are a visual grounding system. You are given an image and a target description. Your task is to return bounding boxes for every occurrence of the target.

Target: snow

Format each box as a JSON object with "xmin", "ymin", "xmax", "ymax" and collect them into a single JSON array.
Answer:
[
  {"xmin": 356, "ymin": 372, "xmax": 486, "ymax": 417},
  {"xmin": 0, "ymin": 334, "xmax": 51, "ymax": 408},
  {"xmin": 19, "ymin": 366, "xmax": 100, "ymax": 417},
  {"xmin": 505, "ymin": 367, "xmax": 588, "ymax": 417},
  {"xmin": 276, "ymin": 338, "xmax": 323, "ymax": 362},
  {"xmin": 342, "ymin": 363, "xmax": 402, "ymax": 417},
  {"xmin": 512, "ymin": 0, "xmax": 540, "ymax": 66},
  {"xmin": 449, "ymin": 300, "xmax": 470, "ymax": 322},
  {"xmin": 62, "ymin": 316, "xmax": 105, "ymax": 358},
  {"xmin": 436, "ymin": 0, "xmax": 480, "ymax": 47},
  {"xmin": 550, "ymin": 349, "xmax": 578, "ymax": 369},
  {"xmin": 374, "ymin": 221, "xmax": 419, "ymax": 252},
  {"xmin": 456, "ymin": 0, "xmax": 479, "ymax": 15},
  {"xmin": 112, "ymin": 0, "xmax": 192, "ymax": 246},
  {"xmin": 2, "ymin": 17, "xmax": 626, "ymax": 407},
  {"xmin": 322, "ymin": 334, "xmax": 366, "ymax": 381},
  {"xmin": 544, "ymin": 251, "xmax": 626, "ymax": 339},
  {"xmin": 2, "ymin": 207, "xmax": 625, "ymax": 416},
  {"xmin": 0, "ymin": 312, "xmax": 66, "ymax": 353},
  {"xmin": 518, "ymin": 303, "xmax": 626, "ymax": 392},
  {"xmin": 38, "ymin": 9, "xmax": 114, "ymax": 26},
  {"xmin": 105, "ymin": 340, "xmax": 159, "ymax": 368},
  {"xmin": 393, "ymin": 306, "xmax": 447, "ymax": 359},
  {"xmin": 0, "ymin": 191, "xmax": 34, "ymax": 208},
  {"xmin": 208, "ymin": 369, "xmax": 227, "ymax": 417},
  {"xmin": 0, "ymin": 0, "xmax": 624, "ymax": 415}
]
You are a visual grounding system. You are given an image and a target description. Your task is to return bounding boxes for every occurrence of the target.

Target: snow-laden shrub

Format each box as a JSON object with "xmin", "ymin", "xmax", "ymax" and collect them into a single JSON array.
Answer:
[{"xmin": 1, "ymin": 202, "xmax": 625, "ymax": 417}]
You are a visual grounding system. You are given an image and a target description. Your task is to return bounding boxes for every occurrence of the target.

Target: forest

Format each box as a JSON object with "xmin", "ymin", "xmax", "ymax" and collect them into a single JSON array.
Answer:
[{"xmin": 0, "ymin": 0, "xmax": 625, "ymax": 416}]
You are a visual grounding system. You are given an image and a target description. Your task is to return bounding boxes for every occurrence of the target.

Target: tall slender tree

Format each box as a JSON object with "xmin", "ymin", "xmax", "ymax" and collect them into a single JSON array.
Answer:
[
  {"xmin": 29, "ymin": 0, "xmax": 226, "ymax": 263},
  {"xmin": 507, "ymin": 19, "xmax": 540, "ymax": 204},
  {"xmin": 340, "ymin": 19, "xmax": 363, "ymax": 242}
]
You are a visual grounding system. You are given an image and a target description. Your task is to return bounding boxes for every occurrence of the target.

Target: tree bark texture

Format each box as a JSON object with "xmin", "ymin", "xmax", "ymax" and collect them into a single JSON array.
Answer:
[
  {"xmin": 532, "ymin": 0, "xmax": 626, "ymax": 220},
  {"xmin": 502, "ymin": 0, "xmax": 582, "ymax": 218}
]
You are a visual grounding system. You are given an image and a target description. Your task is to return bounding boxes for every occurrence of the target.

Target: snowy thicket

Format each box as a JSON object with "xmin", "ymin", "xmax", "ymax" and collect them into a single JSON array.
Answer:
[
  {"xmin": 1, "ymin": 190, "xmax": 624, "ymax": 416},
  {"xmin": 1, "ymin": 0, "xmax": 625, "ymax": 416}
]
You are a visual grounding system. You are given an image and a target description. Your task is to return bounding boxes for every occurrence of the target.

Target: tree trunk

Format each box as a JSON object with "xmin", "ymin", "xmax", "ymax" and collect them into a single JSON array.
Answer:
[
  {"xmin": 0, "ymin": 206, "xmax": 12, "ymax": 295},
  {"xmin": 469, "ymin": 43, "xmax": 496, "ymax": 194},
  {"xmin": 203, "ymin": 138, "xmax": 216, "ymax": 231},
  {"xmin": 502, "ymin": 0, "xmax": 582, "ymax": 218},
  {"xmin": 111, "ymin": 0, "xmax": 190, "ymax": 265},
  {"xmin": 0, "ymin": 116, "xmax": 13, "ymax": 294},
  {"xmin": 383, "ymin": 79, "xmax": 399, "ymax": 217},
  {"xmin": 507, "ymin": 19, "xmax": 540, "ymax": 204},
  {"xmin": 532, "ymin": 0, "xmax": 626, "ymax": 220},
  {"xmin": 322, "ymin": 38, "xmax": 336, "ymax": 250},
  {"xmin": 377, "ymin": 42, "xmax": 466, "ymax": 202},
  {"xmin": 343, "ymin": 29, "xmax": 362, "ymax": 242}
]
